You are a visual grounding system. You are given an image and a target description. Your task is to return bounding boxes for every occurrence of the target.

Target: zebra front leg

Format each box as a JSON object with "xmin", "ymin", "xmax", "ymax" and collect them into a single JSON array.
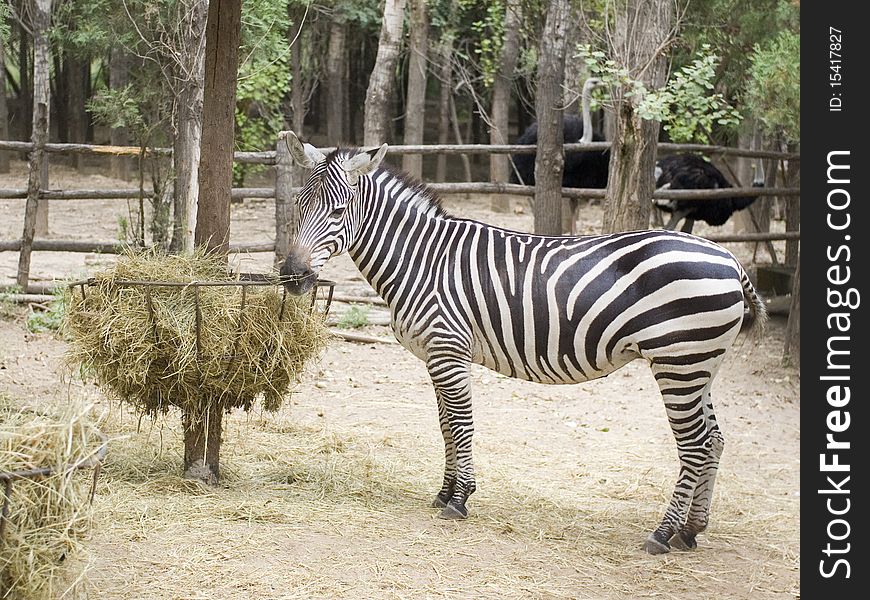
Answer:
[
  {"xmin": 427, "ymin": 354, "xmax": 476, "ymax": 520},
  {"xmin": 431, "ymin": 388, "xmax": 458, "ymax": 509}
]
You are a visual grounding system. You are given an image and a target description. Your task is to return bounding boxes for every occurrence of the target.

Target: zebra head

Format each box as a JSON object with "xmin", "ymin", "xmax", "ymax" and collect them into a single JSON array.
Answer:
[{"xmin": 280, "ymin": 130, "xmax": 388, "ymax": 295}]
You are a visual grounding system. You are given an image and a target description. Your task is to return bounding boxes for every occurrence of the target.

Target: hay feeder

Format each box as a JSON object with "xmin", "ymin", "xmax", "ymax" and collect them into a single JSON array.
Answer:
[
  {"xmin": 65, "ymin": 270, "xmax": 336, "ymax": 415},
  {"xmin": 63, "ymin": 251, "xmax": 337, "ymax": 483}
]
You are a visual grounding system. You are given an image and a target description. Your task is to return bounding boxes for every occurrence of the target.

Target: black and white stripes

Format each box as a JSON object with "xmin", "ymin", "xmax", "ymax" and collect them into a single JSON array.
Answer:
[{"xmin": 281, "ymin": 132, "xmax": 766, "ymax": 554}]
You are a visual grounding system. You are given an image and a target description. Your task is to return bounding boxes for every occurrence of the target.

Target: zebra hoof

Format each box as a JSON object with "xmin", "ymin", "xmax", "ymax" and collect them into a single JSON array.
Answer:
[
  {"xmin": 438, "ymin": 502, "xmax": 468, "ymax": 520},
  {"xmin": 642, "ymin": 534, "xmax": 671, "ymax": 555},
  {"xmin": 669, "ymin": 531, "xmax": 698, "ymax": 550},
  {"xmin": 431, "ymin": 495, "xmax": 448, "ymax": 509}
]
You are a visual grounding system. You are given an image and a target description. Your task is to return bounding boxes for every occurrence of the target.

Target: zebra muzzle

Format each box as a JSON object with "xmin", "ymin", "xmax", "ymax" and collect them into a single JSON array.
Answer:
[{"xmin": 280, "ymin": 249, "xmax": 318, "ymax": 295}]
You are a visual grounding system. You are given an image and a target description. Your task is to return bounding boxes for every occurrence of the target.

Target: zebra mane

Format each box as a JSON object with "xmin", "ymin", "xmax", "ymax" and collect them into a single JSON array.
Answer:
[{"xmin": 325, "ymin": 147, "xmax": 449, "ymax": 219}]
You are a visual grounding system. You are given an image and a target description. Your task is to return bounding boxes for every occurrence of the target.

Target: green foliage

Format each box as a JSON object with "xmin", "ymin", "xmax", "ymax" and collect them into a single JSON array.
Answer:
[
  {"xmin": 579, "ymin": 44, "xmax": 741, "ymax": 144},
  {"xmin": 672, "ymin": 0, "xmax": 799, "ymax": 141},
  {"xmin": 337, "ymin": 306, "xmax": 370, "ymax": 329},
  {"xmin": 26, "ymin": 292, "xmax": 67, "ymax": 334},
  {"xmin": 639, "ymin": 47, "xmax": 742, "ymax": 143},
  {"xmin": 462, "ymin": 0, "xmax": 506, "ymax": 88},
  {"xmin": 233, "ymin": 0, "xmax": 292, "ymax": 184},
  {"xmin": 745, "ymin": 30, "xmax": 800, "ymax": 143},
  {"xmin": 0, "ymin": 3, "xmax": 11, "ymax": 44},
  {"xmin": 87, "ymin": 86, "xmax": 147, "ymax": 135}
]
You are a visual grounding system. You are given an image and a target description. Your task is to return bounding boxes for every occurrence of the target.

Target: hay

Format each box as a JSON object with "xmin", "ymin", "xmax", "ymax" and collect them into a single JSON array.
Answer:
[
  {"xmin": 62, "ymin": 250, "xmax": 330, "ymax": 418},
  {"xmin": 0, "ymin": 397, "xmax": 105, "ymax": 599}
]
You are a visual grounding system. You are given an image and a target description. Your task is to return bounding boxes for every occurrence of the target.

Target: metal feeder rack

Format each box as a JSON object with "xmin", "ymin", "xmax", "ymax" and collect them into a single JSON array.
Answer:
[{"xmin": 67, "ymin": 274, "xmax": 336, "ymax": 363}]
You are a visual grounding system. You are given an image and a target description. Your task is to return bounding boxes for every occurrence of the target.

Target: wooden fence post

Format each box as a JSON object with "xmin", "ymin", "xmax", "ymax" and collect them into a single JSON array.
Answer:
[
  {"xmin": 274, "ymin": 135, "xmax": 297, "ymax": 268},
  {"xmin": 17, "ymin": 102, "xmax": 48, "ymax": 291}
]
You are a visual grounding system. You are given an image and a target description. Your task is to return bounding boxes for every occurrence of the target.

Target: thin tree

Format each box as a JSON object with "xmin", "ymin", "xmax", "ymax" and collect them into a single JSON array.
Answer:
[
  {"xmin": 601, "ymin": 0, "xmax": 675, "ymax": 234},
  {"xmin": 188, "ymin": 0, "xmax": 242, "ymax": 485},
  {"xmin": 170, "ymin": 0, "xmax": 208, "ymax": 254},
  {"xmin": 434, "ymin": 31, "xmax": 453, "ymax": 182},
  {"xmin": 108, "ymin": 48, "xmax": 131, "ymax": 180},
  {"xmin": 401, "ymin": 0, "xmax": 428, "ymax": 179},
  {"xmin": 17, "ymin": 0, "xmax": 52, "ymax": 291},
  {"xmin": 363, "ymin": 0, "xmax": 407, "ymax": 146},
  {"xmin": 0, "ymin": 36, "xmax": 9, "ymax": 173},
  {"xmin": 532, "ymin": 0, "xmax": 570, "ymax": 236},
  {"xmin": 326, "ymin": 15, "xmax": 347, "ymax": 143},
  {"xmin": 489, "ymin": 0, "xmax": 522, "ymax": 211},
  {"xmin": 783, "ymin": 256, "xmax": 799, "ymax": 365}
]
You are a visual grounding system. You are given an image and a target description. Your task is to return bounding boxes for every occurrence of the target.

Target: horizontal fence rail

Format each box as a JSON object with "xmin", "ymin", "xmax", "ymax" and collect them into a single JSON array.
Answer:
[
  {"xmin": 0, "ymin": 140, "xmax": 801, "ymax": 162},
  {"xmin": 1, "ymin": 137, "xmax": 800, "ymax": 295},
  {"xmin": 0, "ymin": 240, "xmax": 275, "ymax": 253},
  {"xmin": 0, "ymin": 185, "xmax": 799, "ymax": 202}
]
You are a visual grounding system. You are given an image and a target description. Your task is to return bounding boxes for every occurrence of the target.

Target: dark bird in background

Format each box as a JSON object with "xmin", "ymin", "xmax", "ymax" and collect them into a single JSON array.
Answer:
[
  {"xmin": 510, "ymin": 78, "xmax": 610, "ymax": 190},
  {"xmin": 653, "ymin": 153, "xmax": 764, "ymax": 233}
]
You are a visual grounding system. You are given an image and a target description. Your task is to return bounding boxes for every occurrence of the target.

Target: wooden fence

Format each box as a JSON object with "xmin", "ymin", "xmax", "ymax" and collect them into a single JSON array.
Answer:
[{"xmin": 0, "ymin": 138, "xmax": 799, "ymax": 293}]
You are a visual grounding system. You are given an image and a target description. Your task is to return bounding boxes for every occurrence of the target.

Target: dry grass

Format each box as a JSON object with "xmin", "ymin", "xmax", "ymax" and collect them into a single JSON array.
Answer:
[
  {"xmin": 0, "ymin": 397, "xmax": 105, "ymax": 599},
  {"xmin": 81, "ymin": 383, "xmax": 799, "ymax": 600},
  {"xmin": 62, "ymin": 249, "xmax": 329, "ymax": 419}
]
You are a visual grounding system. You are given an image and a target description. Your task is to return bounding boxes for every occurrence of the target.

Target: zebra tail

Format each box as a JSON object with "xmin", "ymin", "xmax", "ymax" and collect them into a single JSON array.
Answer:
[{"xmin": 738, "ymin": 266, "xmax": 768, "ymax": 335}]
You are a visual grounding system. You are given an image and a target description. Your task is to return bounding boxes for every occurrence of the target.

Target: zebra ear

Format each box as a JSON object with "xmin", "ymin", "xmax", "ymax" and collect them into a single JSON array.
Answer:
[
  {"xmin": 282, "ymin": 130, "xmax": 325, "ymax": 169},
  {"xmin": 342, "ymin": 144, "xmax": 388, "ymax": 179}
]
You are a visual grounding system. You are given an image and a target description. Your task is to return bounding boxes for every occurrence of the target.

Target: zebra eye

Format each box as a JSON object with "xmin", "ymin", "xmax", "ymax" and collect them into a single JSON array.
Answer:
[{"xmin": 330, "ymin": 207, "xmax": 346, "ymax": 219}]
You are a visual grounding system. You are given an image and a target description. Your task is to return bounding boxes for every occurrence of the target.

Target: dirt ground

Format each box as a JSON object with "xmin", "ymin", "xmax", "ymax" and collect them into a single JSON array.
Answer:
[{"xmin": 0, "ymin": 161, "xmax": 799, "ymax": 599}]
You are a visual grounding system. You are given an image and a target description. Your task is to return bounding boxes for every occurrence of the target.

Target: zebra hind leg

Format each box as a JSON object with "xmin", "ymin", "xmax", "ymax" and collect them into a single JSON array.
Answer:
[
  {"xmin": 644, "ymin": 363, "xmax": 719, "ymax": 554},
  {"xmin": 431, "ymin": 389, "xmax": 458, "ymax": 509},
  {"xmin": 427, "ymin": 354, "xmax": 476, "ymax": 520},
  {"xmin": 670, "ymin": 383, "xmax": 724, "ymax": 550}
]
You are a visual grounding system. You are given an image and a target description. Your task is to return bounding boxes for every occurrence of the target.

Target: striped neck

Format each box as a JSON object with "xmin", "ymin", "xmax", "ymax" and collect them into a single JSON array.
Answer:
[{"xmin": 347, "ymin": 169, "xmax": 451, "ymax": 302}]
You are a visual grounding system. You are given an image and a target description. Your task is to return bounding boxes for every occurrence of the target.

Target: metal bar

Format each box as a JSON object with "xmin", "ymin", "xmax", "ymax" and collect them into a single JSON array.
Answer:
[
  {"xmin": 194, "ymin": 285, "xmax": 202, "ymax": 361},
  {"xmin": 145, "ymin": 287, "xmax": 159, "ymax": 344},
  {"xmin": 230, "ymin": 286, "xmax": 247, "ymax": 365},
  {"xmin": 0, "ymin": 480, "xmax": 12, "ymax": 543}
]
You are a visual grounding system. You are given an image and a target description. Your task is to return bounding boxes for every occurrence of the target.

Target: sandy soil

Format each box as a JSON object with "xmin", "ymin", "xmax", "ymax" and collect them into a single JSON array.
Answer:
[{"xmin": 0, "ymin": 161, "xmax": 799, "ymax": 599}]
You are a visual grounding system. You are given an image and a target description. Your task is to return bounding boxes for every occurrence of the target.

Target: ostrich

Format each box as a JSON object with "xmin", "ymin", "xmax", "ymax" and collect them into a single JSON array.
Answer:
[
  {"xmin": 653, "ymin": 153, "xmax": 764, "ymax": 233},
  {"xmin": 509, "ymin": 78, "xmax": 610, "ymax": 190}
]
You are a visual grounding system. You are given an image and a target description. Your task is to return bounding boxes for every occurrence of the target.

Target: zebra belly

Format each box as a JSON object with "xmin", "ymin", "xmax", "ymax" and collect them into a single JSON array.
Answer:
[{"xmin": 469, "ymin": 329, "xmax": 641, "ymax": 385}]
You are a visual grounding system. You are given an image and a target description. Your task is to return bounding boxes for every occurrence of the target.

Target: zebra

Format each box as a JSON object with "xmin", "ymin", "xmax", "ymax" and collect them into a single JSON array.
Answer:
[{"xmin": 279, "ymin": 131, "xmax": 767, "ymax": 555}]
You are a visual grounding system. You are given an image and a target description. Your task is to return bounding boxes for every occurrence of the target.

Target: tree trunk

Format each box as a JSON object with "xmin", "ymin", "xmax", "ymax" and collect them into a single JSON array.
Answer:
[
  {"xmin": 532, "ymin": 0, "xmax": 570, "ymax": 236},
  {"xmin": 65, "ymin": 53, "xmax": 88, "ymax": 170},
  {"xmin": 109, "ymin": 50, "xmax": 131, "ymax": 181},
  {"xmin": 288, "ymin": 9, "xmax": 306, "ymax": 134},
  {"xmin": 28, "ymin": 0, "xmax": 52, "ymax": 238},
  {"xmin": 784, "ymin": 143, "xmax": 799, "ymax": 267},
  {"xmin": 16, "ymin": 103, "xmax": 47, "ymax": 291},
  {"xmin": 182, "ymin": 399, "xmax": 225, "ymax": 487},
  {"xmin": 363, "ymin": 0, "xmax": 407, "ymax": 146},
  {"xmin": 733, "ymin": 120, "xmax": 756, "ymax": 232},
  {"xmin": 326, "ymin": 20, "xmax": 347, "ymax": 143},
  {"xmin": 0, "ymin": 37, "xmax": 10, "ymax": 173},
  {"xmin": 17, "ymin": 24, "xmax": 32, "ymax": 140},
  {"xmin": 402, "ymin": 0, "xmax": 429, "ymax": 179},
  {"xmin": 435, "ymin": 36, "xmax": 453, "ymax": 182},
  {"xmin": 783, "ymin": 257, "xmax": 800, "ymax": 365},
  {"xmin": 601, "ymin": 0, "xmax": 673, "ymax": 234},
  {"xmin": 191, "ymin": 0, "xmax": 241, "ymax": 484},
  {"xmin": 489, "ymin": 0, "xmax": 522, "ymax": 211},
  {"xmin": 286, "ymin": 4, "xmax": 305, "ymax": 237},
  {"xmin": 171, "ymin": 0, "xmax": 208, "ymax": 255},
  {"xmin": 196, "ymin": 0, "xmax": 241, "ymax": 258}
]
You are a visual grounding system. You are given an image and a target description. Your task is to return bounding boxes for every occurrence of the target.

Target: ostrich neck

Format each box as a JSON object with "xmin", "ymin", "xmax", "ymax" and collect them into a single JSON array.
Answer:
[{"xmin": 581, "ymin": 87, "xmax": 594, "ymax": 143}]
